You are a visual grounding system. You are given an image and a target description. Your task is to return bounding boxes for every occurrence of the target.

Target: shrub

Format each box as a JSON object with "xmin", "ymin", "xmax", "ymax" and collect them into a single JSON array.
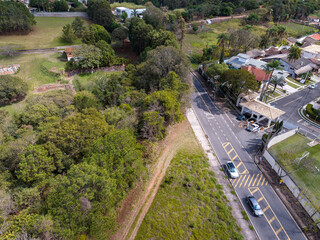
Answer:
[
  {"xmin": 305, "ymin": 104, "xmax": 320, "ymax": 122},
  {"xmin": 0, "ymin": 75, "xmax": 28, "ymax": 106}
]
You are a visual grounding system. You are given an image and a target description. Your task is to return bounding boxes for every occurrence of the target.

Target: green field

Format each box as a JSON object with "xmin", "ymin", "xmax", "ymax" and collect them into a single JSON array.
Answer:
[
  {"xmin": 280, "ymin": 22, "xmax": 316, "ymax": 38},
  {"xmin": 0, "ymin": 17, "xmax": 84, "ymax": 49},
  {"xmin": 184, "ymin": 19, "xmax": 267, "ymax": 53},
  {"xmin": 136, "ymin": 132, "xmax": 243, "ymax": 239},
  {"xmin": 269, "ymin": 134, "xmax": 320, "ymax": 208}
]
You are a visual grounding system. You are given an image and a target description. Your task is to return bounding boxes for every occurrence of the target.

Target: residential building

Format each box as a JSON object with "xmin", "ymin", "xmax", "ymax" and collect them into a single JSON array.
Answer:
[
  {"xmin": 115, "ymin": 7, "xmax": 145, "ymax": 18},
  {"xmin": 287, "ymin": 37, "xmax": 297, "ymax": 46},
  {"xmin": 307, "ymin": 15, "xmax": 320, "ymax": 23},
  {"xmin": 65, "ymin": 47, "xmax": 75, "ymax": 61},
  {"xmin": 262, "ymin": 54, "xmax": 315, "ymax": 78},
  {"xmin": 225, "ymin": 53, "xmax": 289, "ymax": 82},
  {"xmin": 302, "ymin": 44, "xmax": 320, "ymax": 59}
]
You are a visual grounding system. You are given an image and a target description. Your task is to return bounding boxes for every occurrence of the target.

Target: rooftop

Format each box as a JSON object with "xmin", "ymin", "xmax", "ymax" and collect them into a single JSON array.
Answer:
[
  {"xmin": 310, "ymin": 33, "xmax": 320, "ymax": 41},
  {"xmin": 240, "ymin": 100, "xmax": 285, "ymax": 120},
  {"xmin": 302, "ymin": 44, "xmax": 320, "ymax": 54}
]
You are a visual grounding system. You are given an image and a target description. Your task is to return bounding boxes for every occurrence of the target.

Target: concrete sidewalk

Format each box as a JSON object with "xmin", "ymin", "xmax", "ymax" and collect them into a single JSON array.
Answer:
[{"xmin": 186, "ymin": 108, "xmax": 259, "ymax": 240}]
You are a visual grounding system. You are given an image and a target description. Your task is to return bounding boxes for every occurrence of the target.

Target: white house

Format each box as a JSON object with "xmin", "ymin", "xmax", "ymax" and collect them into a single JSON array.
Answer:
[
  {"xmin": 115, "ymin": 7, "xmax": 146, "ymax": 18},
  {"xmin": 302, "ymin": 44, "xmax": 320, "ymax": 59}
]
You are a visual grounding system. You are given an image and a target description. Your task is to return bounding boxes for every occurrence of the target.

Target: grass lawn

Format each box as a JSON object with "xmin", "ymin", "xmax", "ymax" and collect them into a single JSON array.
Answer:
[
  {"xmin": 269, "ymin": 134, "xmax": 320, "ymax": 208},
  {"xmin": 0, "ymin": 17, "xmax": 85, "ymax": 50},
  {"xmin": 184, "ymin": 19, "xmax": 267, "ymax": 53},
  {"xmin": 136, "ymin": 123, "xmax": 243, "ymax": 239},
  {"xmin": 280, "ymin": 22, "xmax": 316, "ymax": 38},
  {"xmin": 0, "ymin": 52, "xmax": 66, "ymax": 115}
]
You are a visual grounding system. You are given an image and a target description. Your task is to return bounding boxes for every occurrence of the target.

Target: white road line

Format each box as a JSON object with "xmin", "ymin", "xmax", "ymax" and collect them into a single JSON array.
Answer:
[{"xmin": 282, "ymin": 96, "xmax": 302, "ymax": 107}]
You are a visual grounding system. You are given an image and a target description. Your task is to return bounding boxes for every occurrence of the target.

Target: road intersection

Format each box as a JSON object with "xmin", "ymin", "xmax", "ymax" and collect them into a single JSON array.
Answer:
[{"xmin": 191, "ymin": 75, "xmax": 307, "ymax": 240}]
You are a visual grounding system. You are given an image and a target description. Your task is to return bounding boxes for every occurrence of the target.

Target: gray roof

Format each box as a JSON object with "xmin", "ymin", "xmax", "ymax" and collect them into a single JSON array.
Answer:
[
  {"xmin": 287, "ymin": 37, "xmax": 297, "ymax": 43},
  {"xmin": 294, "ymin": 64, "xmax": 313, "ymax": 75},
  {"xmin": 246, "ymin": 49, "xmax": 265, "ymax": 58},
  {"xmin": 261, "ymin": 54, "xmax": 312, "ymax": 70}
]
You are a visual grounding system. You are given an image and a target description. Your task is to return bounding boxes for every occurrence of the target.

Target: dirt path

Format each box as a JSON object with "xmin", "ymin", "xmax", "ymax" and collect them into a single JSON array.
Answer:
[
  {"xmin": 111, "ymin": 121, "xmax": 187, "ymax": 240},
  {"xmin": 192, "ymin": 14, "xmax": 247, "ymax": 24}
]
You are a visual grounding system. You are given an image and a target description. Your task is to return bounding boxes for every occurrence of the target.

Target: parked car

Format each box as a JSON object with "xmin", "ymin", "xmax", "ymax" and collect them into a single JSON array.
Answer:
[
  {"xmin": 246, "ymin": 123, "xmax": 259, "ymax": 132},
  {"xmin": 236, "ymin": 114, "xmax": 245, "ymax": 121},
  {"xmin": 225, "ymin": 161, "xmax": 239, "ymax": 178},
  {"xmin": 309, "ymin": 84, "xmax": 317, "ymax": 89},
  {"xmin": 246, "ymin": 195, "xmax": 263, "ymax": 217}
]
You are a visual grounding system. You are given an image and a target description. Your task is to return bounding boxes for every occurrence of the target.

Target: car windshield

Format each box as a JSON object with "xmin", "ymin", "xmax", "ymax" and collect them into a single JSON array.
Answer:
[
  {"xmin": 254, "ymin": 204, "xmax": 261, "ymax": 210},
  {"xmin": 227, "ymin": 163, "xmax": 235, "ymax": 172}
]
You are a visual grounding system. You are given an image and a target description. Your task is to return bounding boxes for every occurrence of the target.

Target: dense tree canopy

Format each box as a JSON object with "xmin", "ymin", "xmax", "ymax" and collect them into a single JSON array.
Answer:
[
  {"xmin": 87, "ymin": 0, "xmax": 114, "ymax": 31},
  {"xmin": 0, "ymin": 1, "xmax": 36, "ymax": 34},
  {"xmin": 0, "ymin": 75, "xmax": 28, "ymax": 106}
]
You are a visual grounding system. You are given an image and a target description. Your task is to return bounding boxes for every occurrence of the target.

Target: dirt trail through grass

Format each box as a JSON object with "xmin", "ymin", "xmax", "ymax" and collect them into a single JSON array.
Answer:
[{"xmin": 111, "ymin": 121, "xmax": 188, "ymax": 240}]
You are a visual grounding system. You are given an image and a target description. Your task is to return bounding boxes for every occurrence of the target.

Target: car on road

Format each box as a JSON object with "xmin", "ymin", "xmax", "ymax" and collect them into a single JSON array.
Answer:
[
  {"xmin": 309, "ymin": 84, "xmax": 317, "ymax": 89},
  {"xmin": 246, "ymin": 195, "xmax": 263, "ymax": 217},
  {"xmin": 246, "ymin": 123, "xmax": 259, "ymax": 132},
  {"xmin": 225, "ymin": 161, "xmax": 239, "ymax": 178}
]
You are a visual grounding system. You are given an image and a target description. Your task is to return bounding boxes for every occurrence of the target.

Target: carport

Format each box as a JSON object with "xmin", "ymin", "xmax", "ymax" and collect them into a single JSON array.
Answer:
[{"xmin": 240, "ymin": 100, "xmax": 285, "ymax": 127}]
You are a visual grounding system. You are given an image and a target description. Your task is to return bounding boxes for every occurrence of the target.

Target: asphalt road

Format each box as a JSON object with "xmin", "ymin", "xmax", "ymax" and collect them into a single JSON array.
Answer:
[
  {"xmin": 191, "ymin": 75, "xmax": 306, "ymax": 240},
  {"xmin": 272, "ymin": 84, "xmax": 320, "ymax": 138}
]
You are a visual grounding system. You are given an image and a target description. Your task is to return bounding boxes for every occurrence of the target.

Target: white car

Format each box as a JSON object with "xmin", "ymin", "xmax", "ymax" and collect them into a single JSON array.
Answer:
[
  {"xmin": 246, "ymin": 123, "xmax": 259, "ymax": 132},
  {"xmin": 226, "ymin": 161, "xmax": 239, "ymax": 179},
  {"xmin": 309, "ymin": 84, "xmax": 317, "ymax": 89}
]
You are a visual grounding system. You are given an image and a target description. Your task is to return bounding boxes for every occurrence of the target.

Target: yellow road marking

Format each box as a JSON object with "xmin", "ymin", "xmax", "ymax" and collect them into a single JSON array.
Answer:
[
  {"xmin": 266, "ymin": 181, "xmax": 268, "ymax": 186},
  {"xmin": 250, "ymin": 187, "xmax": 259, "ymax": 194},
  {"xmin": 257, "ymin": 196, "xmax": 264, "ymax": 202},
  {"xmin": 223, "ymin": 142, "xmax": 230, "ymax": 148},
  {"xmin": 269, "ymin": 216, "xmax": 276, "ymax": 223},
  {"xmin": 275, "ymin": 228, "xmax": 282, "ymax": 235},
  {"xmin": 247, "ymin": 174, "xmax": 255, "ymax": 187},
  {"xmin": 234, "ymin": 175, "xmax": 243, "ymax": 188},
  {"xmin": 236, "ymin": 162, "xmax": 243, "ymax": 169},
  {"xmin": 263, "ymin": 206, "xmax": 270, "ymax": 213},
  {"xmin": 256, "ymin": 174, "xmax": 263, "ymax": 186},
  {"xmin": 226, "ymin": 138, "xmax": 229, "ymax": 141},
  {"xmin": 252, "ymin": 174, "xmax": 259, "ymax": 186},
  {"xmin": 227, "ymin": 148, "xmax": 234, "ymax": 154},
  {"xmin": 261, "ymin": 177, "xmax": 266, "ymax": 186},
  {"xmin": 248, "ymin": 187, "xmax": 290, "ymax": 240},
  {"xmin": 232, "ymin": 154, "xmax": 238, "ymax": 160},
  {"xmin": 238, "ymin": 175, "xmax": 248, "ymax": 188},
  {"xmin": 243, "ymin": 174, "xmax": 250, "ymax": 187}
]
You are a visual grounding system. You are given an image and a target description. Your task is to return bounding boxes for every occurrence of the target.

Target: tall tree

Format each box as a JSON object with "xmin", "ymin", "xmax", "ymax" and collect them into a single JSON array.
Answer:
[
  {"xmin": 288, "ymin": 44, "xmax": 302, "ymax": 63},
  {"xmin": 260, "ymin": 60, "xmax": 282, "ymax": 101},
  {"xmin": 87, "ymin": 0, "xmax": 114, "ymax": 31},
  {"xmin": 61, "ymin": 24, "xmax": 76, "ymax": 43},
  {"xmin": 71, "ymin": 17, "xmax": 86, "ymax": 38}
]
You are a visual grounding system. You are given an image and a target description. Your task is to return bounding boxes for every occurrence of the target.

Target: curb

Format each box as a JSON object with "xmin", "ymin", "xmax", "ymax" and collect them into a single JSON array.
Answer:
[{"xmin": 298, "ymin": 107, "xmax": 320, "ymax": 129}]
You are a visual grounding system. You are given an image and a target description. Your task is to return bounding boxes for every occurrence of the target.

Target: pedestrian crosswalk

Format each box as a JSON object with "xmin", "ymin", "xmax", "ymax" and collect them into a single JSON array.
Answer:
[{"xmin": 230, "ymin": 174, "xmax": 268, "ymax": 188}]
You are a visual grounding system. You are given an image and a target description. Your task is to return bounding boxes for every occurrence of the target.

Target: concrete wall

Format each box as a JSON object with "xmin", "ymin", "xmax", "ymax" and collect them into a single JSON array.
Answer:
[
  {"xmin": 267, "ymin": 129, "xmax": 297, "ymax": 148},
  {"xmin": 264, "ymin": 149, "xmax": 320, "ymax": 228},
  {"xmin": 33, "ymin": 12, "xmax": 89, "ymax": 18}
]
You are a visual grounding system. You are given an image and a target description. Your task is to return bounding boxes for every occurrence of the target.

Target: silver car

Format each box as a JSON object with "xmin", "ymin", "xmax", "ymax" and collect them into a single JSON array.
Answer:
[
  {"xmin": 226, "ymin": 161, "xmax": 239, "ymax": 179},
  {"xmin": 246, "ymin": 195, "xmax": 263, "ymax": 217}
]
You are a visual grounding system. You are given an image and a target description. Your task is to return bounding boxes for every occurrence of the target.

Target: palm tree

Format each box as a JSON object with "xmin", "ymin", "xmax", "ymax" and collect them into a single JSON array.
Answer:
[
  {"xmin": 260, "ymin": 60, "xmax": 282, "ymax": 101},
  {"xmin": 288, "ymin": 44, "xmax": 302, "ymax": 63},
  {"xmin": 217, "ymin": 33, "xmax": 228, "ymax": 64},
  {"xmin": 271, "ymin": 75, "xmax": 284, "ymax": 93}
]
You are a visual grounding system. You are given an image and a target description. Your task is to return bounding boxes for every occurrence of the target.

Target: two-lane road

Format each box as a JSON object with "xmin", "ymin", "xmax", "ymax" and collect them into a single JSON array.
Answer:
[
  {"xmin": 192, "ymin": 76, "xmax": 306, "ymax": 240},
  {"xmin": 272, "ymin": 84, "xmax": 320, "ymax": 138}
]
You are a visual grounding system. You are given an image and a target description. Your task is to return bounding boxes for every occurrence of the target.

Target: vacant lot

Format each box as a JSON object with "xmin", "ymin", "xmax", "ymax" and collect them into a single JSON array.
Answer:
[
  {"xmin": 184, "ymin": 19, "xmax": 267, "ymax": 53},
  {"xmin": 0, "ymin": 17, "xmax": 84, "ymax": 49},
  {"xmin": 135, "ymin": 123, "xmax": 243, "ymax": 239},
  {"xmin": 280, "ymin": 22, "xmax": 316, "ymax": 38},
  {"xmin": 269, "ymin": 134, "xmax": 320, "ymax": 208}
]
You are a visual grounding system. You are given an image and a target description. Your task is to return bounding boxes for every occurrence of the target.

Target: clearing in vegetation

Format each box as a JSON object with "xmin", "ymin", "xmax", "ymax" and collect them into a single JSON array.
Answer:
[
  {"xmin": 280, "ymin": 22, "xmax": 316, "ymax": 38},
  {"xmin": 269, "ymin": 134, "xmax": 320, "ymax": 209},
  {"xmin": 133, "ymin": 121, "xmax": 243, "ymax": 240},
  {"xmin": 0, "ymin": 17, "xmax": 85, "ymax": 49}
]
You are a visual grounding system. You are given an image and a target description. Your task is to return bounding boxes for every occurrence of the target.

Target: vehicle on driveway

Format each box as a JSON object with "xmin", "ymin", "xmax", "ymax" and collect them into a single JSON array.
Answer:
[
  {"xmin": 246, "ymin": 123, "xmax": 259, "ymax": 132},
  {"xmin": 225, "ymin": 161, "xmax": 239, "ymax": 178},
  {"xmin": 309, "ymin": 84, "xmax": 317, "ymax": 89},
  {"xmin": 246, "ymin": 195, "xmax": 263, "ymax": 217}
]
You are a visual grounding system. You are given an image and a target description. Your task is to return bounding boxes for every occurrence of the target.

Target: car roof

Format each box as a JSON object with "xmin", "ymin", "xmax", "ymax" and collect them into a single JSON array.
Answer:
[
  {"xmin": 249, "ymin": 196, "xmax": 258, "ymax": 205},
  {"xmin": 227, "ymin": 161, "xmax": 235, "ymax": 167}
]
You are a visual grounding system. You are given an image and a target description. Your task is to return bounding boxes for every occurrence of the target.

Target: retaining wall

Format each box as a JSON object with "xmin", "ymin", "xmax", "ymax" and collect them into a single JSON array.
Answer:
[{"xmin": 33, "ymin": 12, "xmax": 89, "ymax": 18}]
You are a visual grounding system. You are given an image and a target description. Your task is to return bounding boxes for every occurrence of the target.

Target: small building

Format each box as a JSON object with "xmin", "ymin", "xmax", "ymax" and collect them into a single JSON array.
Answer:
[
  {"xmin": 246, "ymin": 49, "xmax": 265, "ymax": 59},
  {"xmin": 261, "ymin": 53, "xmax": 314, "ymax": 78},
  {"xmin": 64, "ymin": 47, "xmax": 75, "ymax": 61},
  {"xmin": 287, "ymin": 37, "xmax": 297, "ymax": 46},
  {"xmin": 307, "ymin": 16, "xmax": 320, "ymax": 23},
  {"xmin": 115, "ymin": 7, "xmax": 146, "ymax": 18},
  {"xmin": 302, "ymin": 44, "xmax": 320, "ymax": 59}
]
